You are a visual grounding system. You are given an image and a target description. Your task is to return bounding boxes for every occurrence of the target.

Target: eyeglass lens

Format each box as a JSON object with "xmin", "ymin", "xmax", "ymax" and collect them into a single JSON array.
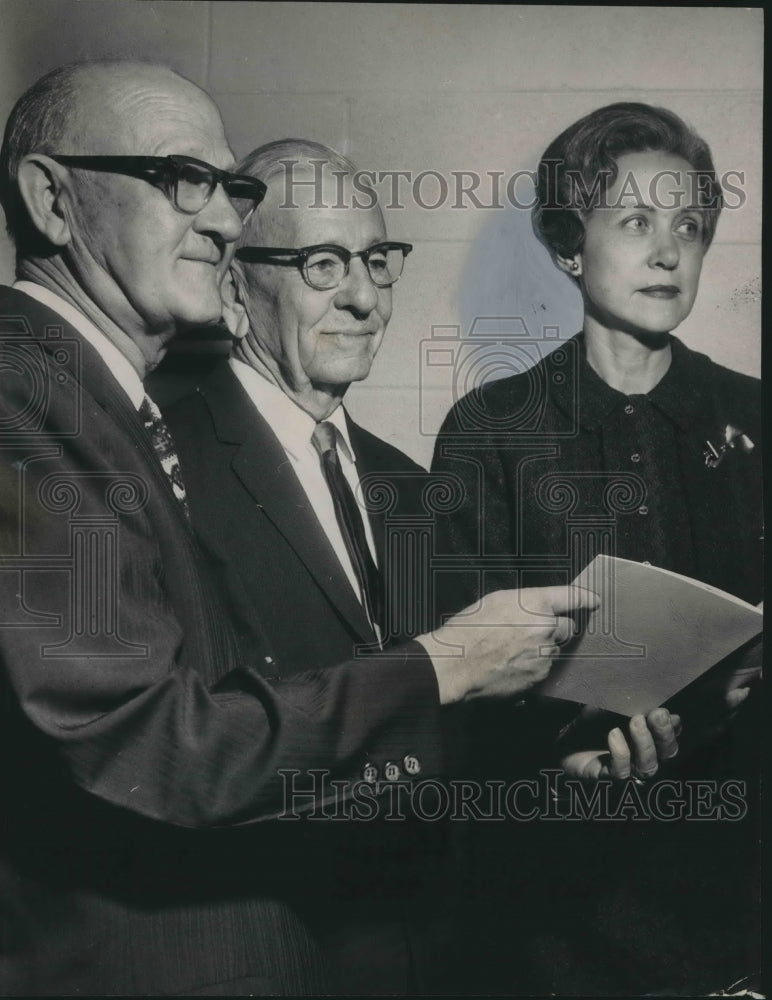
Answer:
[
  {"xmin": 173, "ymin": 161, "xmax": 257, "ymax": 220},
  {"xmin": 304, "ymin": 246, "xmax": 406, "ymax": 289}
]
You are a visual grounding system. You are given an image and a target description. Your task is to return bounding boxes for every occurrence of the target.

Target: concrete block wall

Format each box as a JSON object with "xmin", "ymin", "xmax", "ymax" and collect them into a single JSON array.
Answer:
[{"xmin": 0, "ymin": 2, "xmax": 762, "ymax": 467}]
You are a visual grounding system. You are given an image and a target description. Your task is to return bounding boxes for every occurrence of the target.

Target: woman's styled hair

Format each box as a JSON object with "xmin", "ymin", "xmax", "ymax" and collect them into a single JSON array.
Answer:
[{"xmin": 532, "ymin": 102, "xmax": 723, "ymax": 259}]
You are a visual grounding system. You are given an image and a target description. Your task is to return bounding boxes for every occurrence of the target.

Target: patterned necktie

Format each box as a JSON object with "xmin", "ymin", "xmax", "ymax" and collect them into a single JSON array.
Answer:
[
  {"xmin": 312, "ymin": 421, "xmax": 382, "ymax": 632},
  {"xmin": 139, "ymin": 394, "xmax": 190, "ymax": 518}
]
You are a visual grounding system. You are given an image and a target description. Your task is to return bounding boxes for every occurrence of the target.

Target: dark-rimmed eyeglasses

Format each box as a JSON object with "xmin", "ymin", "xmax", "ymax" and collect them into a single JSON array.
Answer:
[
  {"xmin": 49, "ymin": 154, "xmax": 267, "ymax": 221},
  {"xmin": 235, "ymin": 242, "xmax": 413, "ymax": 290}
]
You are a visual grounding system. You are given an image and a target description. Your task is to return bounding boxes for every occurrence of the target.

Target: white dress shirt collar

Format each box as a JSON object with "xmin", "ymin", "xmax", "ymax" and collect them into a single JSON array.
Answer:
[
  {"xmin": 14, "ymin": 280, "xmax": 146, "ymax": 411},
  {"xmin": 229, "ymin": 357, "xmax": 380, "ymax": 619},
  {"xmin": 229, "ymin": 357, "xmax": 355, "ymax": 463}
]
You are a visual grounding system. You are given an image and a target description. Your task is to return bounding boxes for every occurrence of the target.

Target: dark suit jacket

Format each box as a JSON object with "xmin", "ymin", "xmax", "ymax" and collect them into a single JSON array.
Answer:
[
  {"xmin": 0, "ymin": 286, "xmax": 442, "ymax": 996},
  {"xmin": 166, "ymin": 360, "xmax": 433, "ymax": 677},
  {"xmin": 166, "ymin": 361, "xmax": 452, "ymax": 994}
]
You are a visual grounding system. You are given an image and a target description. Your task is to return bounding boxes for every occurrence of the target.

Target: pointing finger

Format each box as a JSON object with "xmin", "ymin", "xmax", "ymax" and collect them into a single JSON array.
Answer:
[{"xmin": 543, "ymin": 585, "xmax": 600, "ymax": 617}]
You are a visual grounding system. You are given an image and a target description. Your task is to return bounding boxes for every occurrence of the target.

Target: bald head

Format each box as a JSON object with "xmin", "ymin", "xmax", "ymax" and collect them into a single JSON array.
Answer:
[
  {"xmin": 227, "ymin": 139, "xmax": 399, "ymax": 421},
  {"xmin": 235, "ymin": 139, "xmax": 378, "ymax": 249},
  {"xmin": 0, "ymin": 60, "xmax": 224, "ymax": 254},
  {"xmin": 1, "ymin": 60, "xmax": 244, "ymax": 372},
  {"xmin": 65, "ymin": 62, "xmax": 227, "ymax": 157}
]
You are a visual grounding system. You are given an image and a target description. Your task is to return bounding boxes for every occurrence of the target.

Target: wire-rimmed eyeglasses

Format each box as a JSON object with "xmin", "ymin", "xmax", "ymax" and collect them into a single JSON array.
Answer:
[
  {"xmin": 235, "ymin": 242, "xmax": 413, "ymax": 290},
  {"xmin": 49, "ymin": 154, "xmax": 267, "ymax": 221}
]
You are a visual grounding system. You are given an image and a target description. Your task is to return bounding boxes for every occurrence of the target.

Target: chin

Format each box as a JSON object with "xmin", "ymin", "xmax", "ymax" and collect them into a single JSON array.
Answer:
[
  {"xmin": 641, "ymin": 316, "xmax": 687, "ymax": 337},
  {"xmin": 316, "ymin": 363, "xmax": 373, "ymax": 387},
  {"xmin": 174, "ymin": 294, "xmax": 223, "ymax": 327},
  {"xmin": 345, "ymin": 361, "xmax": 376, "ymax": 383},
  {"xmin": 621, "ymin": 305, "xmax": 688, "ymax": 338}
]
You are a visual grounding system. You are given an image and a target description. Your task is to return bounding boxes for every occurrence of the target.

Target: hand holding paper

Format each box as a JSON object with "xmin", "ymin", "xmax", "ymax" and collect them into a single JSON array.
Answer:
[
  {"xmin": 559, "ymin": 706, "xmax": 681, "ymax": 782},
  {"xmin": 538, "ymin": 556, "xmax": 763, "ymax": 716}
]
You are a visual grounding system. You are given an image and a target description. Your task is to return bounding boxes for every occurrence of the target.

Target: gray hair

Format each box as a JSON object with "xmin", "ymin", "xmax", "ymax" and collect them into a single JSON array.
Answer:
[
  {"xmin": 0, "ymin": 60, "xmax": 192, "ymax": 260},
  {"xmin": 236, "ymin": 138, "xmax": 370, "ymax": 247},
  {"xmin": 0, "ymin": 63, "xmax": 83, "ymax": 256},
  {"xmin": 238, "ymin": 138, "xmax": 358, "ymax": 188}
]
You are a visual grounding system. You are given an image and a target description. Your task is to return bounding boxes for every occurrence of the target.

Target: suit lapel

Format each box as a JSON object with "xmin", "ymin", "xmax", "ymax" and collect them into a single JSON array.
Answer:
[
  {"xmin": 0, "ymin": 286, "xmax": 196, "ymax": 541},
  {"xmin": 200, "ymin": 365, "xmax": 375, "ymax": 642},
  {"xmin": 346, "ymin": 415, "xmax": 389, "ymax": 571}
]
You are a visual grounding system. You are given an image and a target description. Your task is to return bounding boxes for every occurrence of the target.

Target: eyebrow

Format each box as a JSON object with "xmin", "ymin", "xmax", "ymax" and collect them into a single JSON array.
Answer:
[
  {"xmin": 616, "ymin": 202, "xmax": 704, "ymax": 214},
  {"xmin": 309, "ymin": 238, "xmax": 389, "ymax": 251}
]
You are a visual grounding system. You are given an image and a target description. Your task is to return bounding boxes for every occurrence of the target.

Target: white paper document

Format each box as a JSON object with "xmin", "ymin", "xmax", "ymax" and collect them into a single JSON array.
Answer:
[{"xmin": 538, "ymin": 554, "xmax": 763, "ymax": 715}]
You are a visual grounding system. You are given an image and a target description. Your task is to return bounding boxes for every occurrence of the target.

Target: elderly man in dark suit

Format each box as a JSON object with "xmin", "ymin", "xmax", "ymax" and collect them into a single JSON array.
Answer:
[
  {"xmin": 168, "ymin": 141, "xmax": 429, "ymax": 680},
  {"xmin": 0, "ymin": 65, "xmax": 606, "ymax": 996},
  {"xmin": 166, "ymin": 139, "xmax": 684, "ymax": 993},
  {"xmin": 167, "ymin": 140, "xmax": 451, "ymax": 993}
]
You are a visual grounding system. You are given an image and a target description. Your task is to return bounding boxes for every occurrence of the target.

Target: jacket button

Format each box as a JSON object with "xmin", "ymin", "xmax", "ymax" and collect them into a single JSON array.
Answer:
[
  {"xmin": 638, "ymin": 506, "xmax": 649, "ymax": 515},
  {"xmin": 624, "ymin": 404, "xmax": 635, "ymax": 415},
  {"xmin": 362, "ymin": 763, "xmax": 379, "ymax": 784},
  {"xmin": 384, "ymin": 761, "xmax": 402, "ymax": 781},
  {"xmin": 631, "ymin": 453, "xmax": 641, "ymax": 463},
  {"xmin": 403, "ymin": 754, "xmax": 421, "ymax": 776}
]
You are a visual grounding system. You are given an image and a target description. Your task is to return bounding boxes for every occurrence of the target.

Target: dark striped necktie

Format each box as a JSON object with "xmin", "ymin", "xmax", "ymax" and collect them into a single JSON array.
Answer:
[
  {"xmin": 139, "ymin": 394, "xmax": 190, "ymax": 518},
  {"xmin": 312, "ymin": 420, "xmax": 382, "ymax": 633}
]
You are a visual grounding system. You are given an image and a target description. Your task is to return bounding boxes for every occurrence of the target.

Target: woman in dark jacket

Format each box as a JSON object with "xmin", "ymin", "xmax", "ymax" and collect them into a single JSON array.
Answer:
[{"xmin": 432, "ymin": 103, "xmax": 761, "ymax": 995}]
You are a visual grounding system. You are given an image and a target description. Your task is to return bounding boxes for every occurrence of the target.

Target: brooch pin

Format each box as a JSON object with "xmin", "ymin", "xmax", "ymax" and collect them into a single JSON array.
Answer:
[{"xmin": 703, "ymin": 424, "xmax": 755, "ymax": 469}]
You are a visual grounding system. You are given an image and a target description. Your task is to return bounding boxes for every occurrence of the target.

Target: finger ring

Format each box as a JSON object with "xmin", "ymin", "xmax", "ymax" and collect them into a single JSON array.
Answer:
[{"xmin": 630, "ymin": 768, "xmax": 654, "ymax": 785}]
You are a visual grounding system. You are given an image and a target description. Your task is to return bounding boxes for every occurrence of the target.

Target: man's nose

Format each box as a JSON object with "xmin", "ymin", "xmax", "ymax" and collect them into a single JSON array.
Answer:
[
  {"xmin": 193, "ymin": 182, "xmax": 244, "ymax": 244},
  {"xmin": 333, "ymin": 256, "xmax": 379, "ymax": 314}
]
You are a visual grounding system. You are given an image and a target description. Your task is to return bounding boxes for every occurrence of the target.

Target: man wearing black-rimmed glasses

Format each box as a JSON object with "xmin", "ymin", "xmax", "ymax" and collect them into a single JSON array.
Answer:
[
  {"xmin": 0, "ymin": 59, "xmax": 330, "ymax": 998},
  {"xmin": 169, "ymin": 140, "xmax": 420, "ymax": 653},
  {"xmin": 164, "ymin": 140, "xmax": 679, "ymax": 994},
  {"xmin": 166, "ymin": 139, "xmax": 445, "ymax": 993},
  {"xmin": 0, "ymin": 64, "xmax": 612, "ymax": 996}
]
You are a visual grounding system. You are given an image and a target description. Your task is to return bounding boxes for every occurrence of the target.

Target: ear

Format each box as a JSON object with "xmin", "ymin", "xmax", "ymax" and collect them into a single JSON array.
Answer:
[
  {"xmin": 220, "ymin": 266, "xmax": 250, "ymax": 340},
  {"xmin": 15, "ymin": 155, "xmax": 72, "ymax": 247},
  {"xmin": 555, "ymin": 252, "xmax": 582, "ymax": 279}
]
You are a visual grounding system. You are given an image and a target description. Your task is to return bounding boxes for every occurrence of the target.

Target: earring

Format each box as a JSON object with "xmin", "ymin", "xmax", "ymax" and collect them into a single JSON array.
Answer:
[{"xmin": 569, "ymin": 260, "xmax": 580, "ymax": 272}]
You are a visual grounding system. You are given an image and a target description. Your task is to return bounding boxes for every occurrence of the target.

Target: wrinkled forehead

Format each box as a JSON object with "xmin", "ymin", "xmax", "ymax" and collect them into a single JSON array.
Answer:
[
  {"xmin": 72, "ymin": 67, "xmax": 235, "ymax": 168},
  {"xmin": 259, "ymin": 164, "xmax": 386, "ymax": 247}
]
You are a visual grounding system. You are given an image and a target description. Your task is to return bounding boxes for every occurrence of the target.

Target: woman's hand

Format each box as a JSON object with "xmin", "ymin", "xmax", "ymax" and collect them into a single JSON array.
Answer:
[
  {"xmin": 667, "ymin": 631, "xmax": 762, "ymax": 753},
  {"xmin": 559, "ymin": 706, "xmax": 681, "ymax": 782}
]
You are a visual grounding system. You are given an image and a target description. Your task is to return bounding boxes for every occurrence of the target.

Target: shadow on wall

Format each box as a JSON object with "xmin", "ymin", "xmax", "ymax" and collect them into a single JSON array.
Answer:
[{"xmin": 457, "ymin": 182, "xmax": 583, "ymax": 385}]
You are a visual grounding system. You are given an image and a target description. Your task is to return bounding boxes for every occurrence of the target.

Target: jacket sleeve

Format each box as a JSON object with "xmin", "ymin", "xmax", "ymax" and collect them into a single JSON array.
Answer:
[
  {"xmin": 430, "ymin": 398, "xmax": 519, "ymax": 618},
  {"xmin": 0, "ymin": 365, "xmax": 443, "ymax": 830}
]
